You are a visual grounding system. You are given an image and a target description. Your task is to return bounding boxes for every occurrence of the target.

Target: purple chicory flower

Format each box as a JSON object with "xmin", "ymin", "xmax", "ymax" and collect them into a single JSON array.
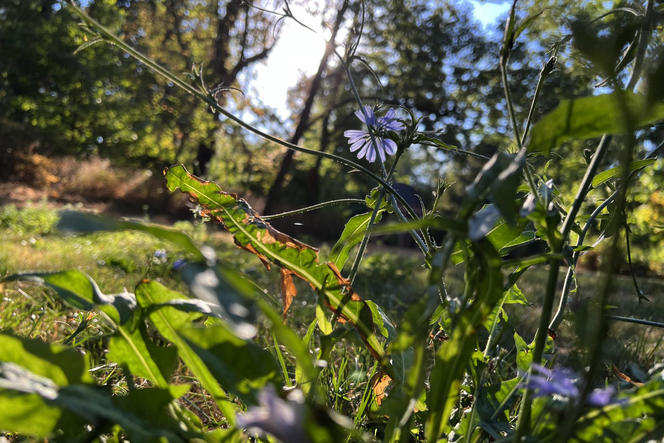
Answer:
[
  {"xmin": 344, "ymin": 105, "xmax": 404, "ymax": 163},
  {"xmin": 525, "ymin": 364, "xmax": 622, "ymax": 407},
  {"xmin": 587, "ymin": 386, "xmax": 617, "ymax": 407},
  {"xmin": 236, "ymin": 386, "xmax": 310, "ymax": 443},
  {"xmin": 527, "ymin": 364, "xmax": 580, "ymax": 398}
]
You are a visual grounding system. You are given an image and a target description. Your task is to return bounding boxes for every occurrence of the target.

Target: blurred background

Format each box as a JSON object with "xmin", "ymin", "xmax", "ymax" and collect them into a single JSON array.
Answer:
[{"xmin": 0, "ymin": 0, "xmax": 663, "ymax": 273}]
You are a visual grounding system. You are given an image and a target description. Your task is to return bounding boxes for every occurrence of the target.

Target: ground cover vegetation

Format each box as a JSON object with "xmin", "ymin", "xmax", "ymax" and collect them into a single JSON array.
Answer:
[{"xmin": 1, "ymin": 0, "xmax": 664, "ymax": 441}]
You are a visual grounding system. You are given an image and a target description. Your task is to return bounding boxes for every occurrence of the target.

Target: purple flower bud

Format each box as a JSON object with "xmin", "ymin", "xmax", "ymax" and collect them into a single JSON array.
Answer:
[{"xmin": 172, "ymin": 258, "xmax": 186, "ymax": 271}]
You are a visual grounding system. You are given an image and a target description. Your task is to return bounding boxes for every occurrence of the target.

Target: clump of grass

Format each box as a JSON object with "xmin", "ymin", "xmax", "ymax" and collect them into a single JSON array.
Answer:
[{"xmin": 0, "ymin": 203, "xmax": 59, "ymax": 237}]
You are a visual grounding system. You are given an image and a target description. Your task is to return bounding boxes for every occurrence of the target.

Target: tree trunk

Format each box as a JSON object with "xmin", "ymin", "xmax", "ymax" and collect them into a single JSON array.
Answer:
[{"xmin": 262, "ymin": 0, "xmax": 349, "ymax": 215}]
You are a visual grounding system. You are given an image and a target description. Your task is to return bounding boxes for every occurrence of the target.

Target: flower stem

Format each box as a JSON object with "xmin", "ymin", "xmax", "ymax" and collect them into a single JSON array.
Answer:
[{"xmin": 260, "ymin": 199, "xmax": 365, "ymax": 220}]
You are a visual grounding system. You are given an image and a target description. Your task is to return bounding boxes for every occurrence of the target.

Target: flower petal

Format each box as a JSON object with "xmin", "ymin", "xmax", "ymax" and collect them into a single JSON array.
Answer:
[
  {"xmin": 383, "ymin": 138, "xmax": 397, "ymax": 155},
  {"xmin": 366, "ymin": 145, "xmax": 376, "ymax": 163},
  {"xmin": 355, "ymin": 105, "xmax": 375, "ymax": 125},
  {"xmin": 376, "ymin": 140, "xmax": 386, "ymax": 163},
  {"xmin": 350, "ymin": 139, "xmax": 367, "ymax": 153},
  {"xmin": 356, "ymin": 141, "xmax": 370, "ymax": 160}
]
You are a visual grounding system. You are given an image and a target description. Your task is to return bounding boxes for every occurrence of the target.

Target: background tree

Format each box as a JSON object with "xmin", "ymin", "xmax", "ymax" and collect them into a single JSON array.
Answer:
[{"xmin": 0, "ymin": 0, "xmax": 281, "ymax": 175}]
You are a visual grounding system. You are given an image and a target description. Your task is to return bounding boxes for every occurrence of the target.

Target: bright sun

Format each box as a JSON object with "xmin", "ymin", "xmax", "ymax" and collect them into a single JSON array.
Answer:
[{"xmin": 250, "ymin": 3, "xmax": 334, "ymax": 118}]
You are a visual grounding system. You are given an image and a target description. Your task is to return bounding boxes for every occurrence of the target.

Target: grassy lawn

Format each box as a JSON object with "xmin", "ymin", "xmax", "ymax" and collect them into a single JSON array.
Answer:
[{"xmin": 1, "ymin": 203, "xmax": 663, "ymax": 414}]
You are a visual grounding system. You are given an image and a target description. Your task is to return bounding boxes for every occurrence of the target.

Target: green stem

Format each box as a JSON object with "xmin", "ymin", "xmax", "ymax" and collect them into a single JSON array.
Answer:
[
  {"xmin": 347, "ymin": 154, "xmax": 402, "ymax": 285},
  {"xmin": 560, "ymin": 135, "xmax": 611, "ymax": 239},
  {"xmin": 513, "ymin": 258, "xmax": 560, "ymax": 441},
  {"xmin": 606, "ymin": 315, "xmax": 664, "ymax": 329},
  {"xmin": 260, "ymin": 198, "xmax": 365, "ymax": 220},
  {"xmin": 520, "ymin": 56, "xmax": 556, "ymax": 147},
  {"xmin": 498, "ymin": 1, "xmax": 542, "ymax": 208}
]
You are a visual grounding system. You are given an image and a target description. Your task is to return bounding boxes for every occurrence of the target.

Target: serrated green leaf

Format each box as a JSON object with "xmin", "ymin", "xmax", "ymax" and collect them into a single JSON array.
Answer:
[
  {"xmin": 528, "ymin": 92, "xmax": 664, "ymax": 154},
  {"xmin": 165, "ymin": 165, "xmax": 386, "ymax": 364}
]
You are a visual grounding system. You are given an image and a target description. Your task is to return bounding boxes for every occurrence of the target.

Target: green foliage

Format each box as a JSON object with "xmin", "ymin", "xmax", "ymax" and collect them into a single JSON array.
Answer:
[
  {"xmin": 0, "ymin": 204, "xmax": 59, "ymax": 236},
  {"xmin": 2, "ymin": 0, "xmax": 664, "ymax": 441},
  {"xmin": 528, "ymin": 92, "xmax": 664, "ymax": 154}
]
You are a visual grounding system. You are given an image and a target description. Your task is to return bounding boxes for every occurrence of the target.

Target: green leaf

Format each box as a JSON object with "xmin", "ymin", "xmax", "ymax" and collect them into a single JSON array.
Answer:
[
  {"xmin": 57, "ymin": 210, "xmax": 206, "ymax": 261},
  {"xmin": 136, "ymin": 280, "xmax": 238, "ymax": 424},
  {"xmin": 181, "ymin": 325, "xmax": 280, "ymax": 405},
  {"xmin": 0, "ymin": 333, "xmax": 93, "ymax": 386},
  {"xmin": 0, "ymin": 389, "xmax": 82, "ymax": 438},
  {"xmin": 528, "ymin": 93, "xmax": 664, "ymax": 154},
  {"xmin": 487, "ymin": 219, "xmax": 535, "ymax": 253},
  {"xmin": 107, "ymin": 310, "xmax": 177, "ymax": 388},
  {"xmin": 165, "ymin": 165, "xmax": 386, "ymax": 364},
  {"xmin": 0, "ymin": 335, "xmax": 187, "ymax": 440},
  {"xmin": 5, "ymin": 270, "xmax": 136, "ymax": 324},
  {"xmin": 330, "ymin": 211, "xmax": 384, "ymax": 270},
  {"xmin": 591, "ymin": 159, "xmax": 656, "ymax": 188},
  {"xmin": 514, "ymin": 331, "xmax": 533, "ymax": 372},
  {"xmin": 0, "ymin": 334, "xmax": 92, "ymax": 437},
  {"xmin": 505, "ymin": 284, "xmax": 528, "ymax": 305},
  {"xmin": 177, "ymin": 261, "xmax": 257, "ymax": 339},
  {"xmin": 365, "ymin": 186, "xmax": 392, "ymax": 212},
  {"xmin": 316, "ymin": 302, "xmax": 333, "ymax": 335},
  {"xmin": 0, "ymin": 363, "xmax": 185, "ymax": 442}
]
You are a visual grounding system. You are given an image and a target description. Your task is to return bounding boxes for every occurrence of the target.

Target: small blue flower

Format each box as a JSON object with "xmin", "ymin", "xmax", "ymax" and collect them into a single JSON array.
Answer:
[
  {"xmin": 172, "ymin": 258, "xmax": 187, "ymax": 271},
  {"xmin": 525, "ymin": 364, "xmax": 622, "ymax": 407},
  {"xmin": 587, "ymin": 386, "xmax": 618, "ymax": 407},
  {"xmin": 527, "ymin": 364, "xmax": 579, "ymax": 398},
  {"xmin": 344, "ymin": 106, "xmax": 404, "ymax": 163},
  {"xmin": 153, "ymin": 249, "xmax": 168, "ymax": 263}
]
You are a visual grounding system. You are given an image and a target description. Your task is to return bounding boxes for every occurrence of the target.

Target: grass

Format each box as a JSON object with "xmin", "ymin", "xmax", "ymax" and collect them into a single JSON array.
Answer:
[{"xmin": 1, "ymin": 203, "xmax": 663, "ymax": 427}]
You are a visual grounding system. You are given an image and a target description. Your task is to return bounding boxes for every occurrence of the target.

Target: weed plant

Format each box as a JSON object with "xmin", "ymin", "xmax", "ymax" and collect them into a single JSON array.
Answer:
[{"xmin": 2, "ymin": 1, "xmax": 664, "ymax": 442}]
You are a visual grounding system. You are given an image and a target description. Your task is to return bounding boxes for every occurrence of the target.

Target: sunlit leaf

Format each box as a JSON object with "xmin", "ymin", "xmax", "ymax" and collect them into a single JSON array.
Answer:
[
  {"xmin": 330, "ymin": 211, "xmax": 384, "ymax": 270},
  {"xmin": 591, "ymin": 159, "xmax": 656, "ymax": 188},
  {"xmin": 165, "ymin": 165, "xmax": 386, "ymax": 363},
  {"xmin": 107, "ymin": 310, "xmax": 177, "ymax": 388},
  {"xmin": 528, "ymin": 92, "xmax": 664, "ymax": 154},
  {"xmin": 5, "ymin": 270, "xmax": 136, "ymax": 324},
  {"xmin": 136, "ymin": 280, "xmax": 239, "ymax": 423}
]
